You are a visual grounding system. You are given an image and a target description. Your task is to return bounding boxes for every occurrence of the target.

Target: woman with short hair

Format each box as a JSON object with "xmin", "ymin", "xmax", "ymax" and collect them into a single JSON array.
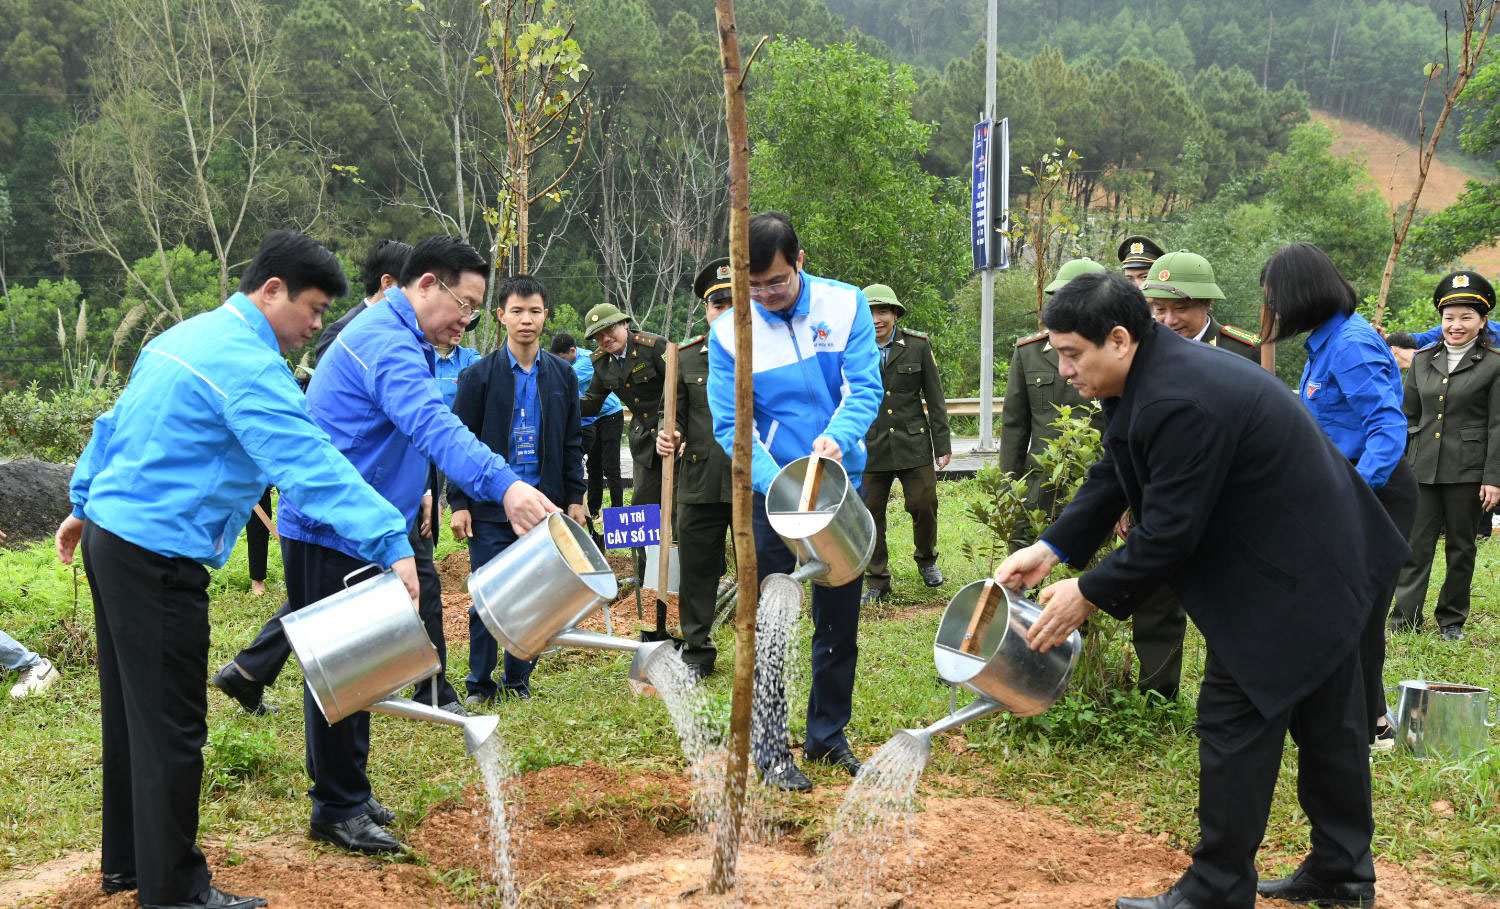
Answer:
[
  {"xmin": 1260, "ymin": 242, "xmax": 1416, "ymax": 756},
  {"xmin": 1389, "ymin": 271, "xmax": 1500, "ymax": 642}
]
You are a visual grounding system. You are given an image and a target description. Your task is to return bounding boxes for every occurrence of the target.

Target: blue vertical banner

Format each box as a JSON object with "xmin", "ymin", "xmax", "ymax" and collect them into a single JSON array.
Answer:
[
  {"xmin": 971, "ymin": 119, "xmax": 1012, "ymax": 271},
  {"xmin": 971, "ymin": 119, "xmax": 992, "ymax": 270}
]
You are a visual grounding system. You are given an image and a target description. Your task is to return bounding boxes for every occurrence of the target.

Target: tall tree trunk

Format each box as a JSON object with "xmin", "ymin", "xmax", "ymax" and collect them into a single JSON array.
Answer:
[{"xmin": 709, "ymin": 0, "xmax": 757, "ymax": 894}]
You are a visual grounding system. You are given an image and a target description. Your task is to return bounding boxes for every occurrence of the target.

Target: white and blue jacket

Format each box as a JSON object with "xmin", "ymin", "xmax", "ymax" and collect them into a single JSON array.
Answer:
[
  {"xmin": 707, "ymin": 271, "xmax": 883, "ymax": 494},
  {"xmin": 69, "ymin": 295, "xmax": 412, "ymax": 569}
]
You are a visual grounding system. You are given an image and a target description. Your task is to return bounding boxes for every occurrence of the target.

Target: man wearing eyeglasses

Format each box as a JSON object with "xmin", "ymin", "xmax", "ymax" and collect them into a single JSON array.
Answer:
[
  {"xmin": 273, "ymin": 235, "xmax": 560, "ymax": 856},
  {"xmin": 706, "ymin": 211, "xmax": 883, "ymax": 791},
  {"xmin": 1124, "ymin": 250, "xmax": 1259, "ymax": 703}
]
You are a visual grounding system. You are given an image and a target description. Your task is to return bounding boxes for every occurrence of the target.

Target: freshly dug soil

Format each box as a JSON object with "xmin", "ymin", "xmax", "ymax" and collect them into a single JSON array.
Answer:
[
  {"xmin": 25, "ymin": 763, "xmax": 1498, "ymax": 908},
  {"xmin": 0, "ymin": 459, "xmax": 74, "ymax": 545}
]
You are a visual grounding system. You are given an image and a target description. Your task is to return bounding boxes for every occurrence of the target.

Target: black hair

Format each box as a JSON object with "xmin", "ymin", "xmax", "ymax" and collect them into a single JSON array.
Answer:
[
  {"xmin": 549, "ymin": 332, "xmax": 576, "ymax": 354},
  {"xmin": 497, "ymin": 274, "xmax": 549, "ymax": 310},
  {"xmin": 1042, "ymin": 271, "xmax": 1153, "ymax": 345},
  {"xmin": 748, "ymin": 211, "xmax": 800, "ymax": 274},
  {"xmin": 399, "ymin": 235, "xmax": 490, "ymax": 288},
  {"xmin": 361, "ymin": 240, "xmax": 412, "ymax": 298},
  {"xmin": 1386, "ymin": 331, "xmax": 1419, "ymax": 350},
  {"xmin": 1260, "ymin": 242, "xmax": 1358, "ymax": 343},
  {"xmin": 238, "ymin": 230, "xmax": 348, "ymax": 299}
]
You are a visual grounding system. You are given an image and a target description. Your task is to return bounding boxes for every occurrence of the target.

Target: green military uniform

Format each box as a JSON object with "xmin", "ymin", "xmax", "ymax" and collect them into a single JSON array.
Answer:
[
  {"xmin": 1391, "ymin": 271, "xmax": 1500, "ymax": 636},
  {"xmin": 1132, "ymin": 249, "xmax": 1258, "ymax": 700},
  {"xmin": 581, "ymin": 315, "xmax": 668, "ymax": 509},
  {"xmin": 1000, "ymin": 259, "xmax": 1109, "ymax": 550},
  {"xmin": 671, "ymin": 258, "xmax": 737, "ymax": 672},
  {"xmin": 862, "ymin": 286, "xmax": 951, "ymax": 595}
]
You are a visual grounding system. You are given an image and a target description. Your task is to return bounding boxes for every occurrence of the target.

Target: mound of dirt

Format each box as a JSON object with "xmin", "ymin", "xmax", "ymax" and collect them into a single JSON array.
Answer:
[{"xmin": 0, "ymin": 459, "xmax": 74, "ymax": 545}]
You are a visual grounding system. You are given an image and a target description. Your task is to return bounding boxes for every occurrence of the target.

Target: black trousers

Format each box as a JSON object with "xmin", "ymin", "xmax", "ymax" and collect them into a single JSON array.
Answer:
[
  {"xmin": 243, "ymin": 487, "xmax": 273, "ymax": 583},
  {"xmin": 83, "ymin": 522, "xmax": 214, "ymax": 905},
  {"xmin": 676, "ymin": 500, "xmax": 732, "ymax": 668},
  {"xmin": 1130, "ymin": 585, "xmax": 1187, "ymax": 700},
  {"xmin": 1363, "ymin": 461, "xmax": 1417, "ymax": 734},
  {"xmin": 1392, "ymin": 480, "xmax": 1483, "ymax": 630},
  {"xmin": 282, "ymin": 538, "xmax": 380, "ymax": 823},
  {"xmin": 584, "ymin": 411, "xmax": 625, "ymax": 515},
  {"xmin": 862, "ymin": 463, "xmax": 939, "ymax": 591},
  {"xmin": 749, "ymin": 492, "xmax": 861, "ymax": 764},
  {"xmin": 234, "ymin": 521, "xmax": 456, "ymax": 706},
  {"xmin": 1177, "ymin": 647, "xmax": 1372, "ymax": 908}
]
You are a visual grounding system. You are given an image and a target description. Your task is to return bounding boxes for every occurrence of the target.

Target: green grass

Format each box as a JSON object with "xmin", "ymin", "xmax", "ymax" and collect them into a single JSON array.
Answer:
[{"xmin": 2, "ymin": 478, "xmax": 1497, "ymax": 898}]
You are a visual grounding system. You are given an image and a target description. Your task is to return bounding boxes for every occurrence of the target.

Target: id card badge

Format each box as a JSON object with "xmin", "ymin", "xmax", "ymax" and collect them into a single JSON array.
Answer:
[{"xmin": 512, "ymin": 409, "xmax": 538, "ymax": 466}]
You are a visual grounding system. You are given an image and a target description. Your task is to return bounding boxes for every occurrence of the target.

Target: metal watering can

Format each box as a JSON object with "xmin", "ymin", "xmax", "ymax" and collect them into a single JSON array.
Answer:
[
  {"xmin": 766, "ymin": 455, "xmax": 875, "ymax": 586},
  {"xmin": 1389, "ymin": 680, "xmax": 1496, "ymax": 761},
  {"xmin": 467, "ymin": 512, "xmax": 676, "ymax": 690},
  {"xmin": 280, "ymin": 569, "xmax": 500, "ymax": 755},
  {"xmin": 891, "ymin": 579, "xmax": 1081, "ymax": 766}
]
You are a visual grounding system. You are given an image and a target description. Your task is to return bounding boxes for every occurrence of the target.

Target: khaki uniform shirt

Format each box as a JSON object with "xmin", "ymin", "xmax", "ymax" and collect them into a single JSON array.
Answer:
[{"xmin": 865, "ymin": 327, "xmax": 951, "ymax": 472}]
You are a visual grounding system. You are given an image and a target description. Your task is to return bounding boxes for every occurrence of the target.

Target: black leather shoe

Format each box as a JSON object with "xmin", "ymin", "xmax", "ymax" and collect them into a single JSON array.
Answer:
[
  {"xmin": 920, "ymin": 564, "xmax": 945, "ymax": 587},
  {"xmin": 211, "ymin": 663, "xmax": 275, "ymax": 716},
  {"xmin": 363, "ymin": 797, "xmax": 396, "ymax": 827},
  {"xmin": 1440, "ymin": 624, "xmax": 1465, "ymax": 642},
  {"xmin": 141, "ymin": 885, "xmax": 268, "ymax": 909},
  {"xmin": 1257, "ymin": 867, "xmax": 1376, "ymax": 907},
  {"xmin": 805, "ymin": 742, "xmax": 863, "ymax": 776},
  {"xmin": 758, "ymin": 757, "xmax": 812, "ymax": 792},
  {"xmin": 1116, "ymin": 886, "xmax": 1199, "ymax": 908},
  {"xmin": 309, "ymin": 813, "xmax": 403, "ymax": 854},
  {"xmin": 101, "ymin": 872, "xmax": 136, "ymax": 893}
]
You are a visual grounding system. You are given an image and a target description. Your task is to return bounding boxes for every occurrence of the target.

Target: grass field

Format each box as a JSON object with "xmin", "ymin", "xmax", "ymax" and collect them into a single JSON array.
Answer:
[{"xmin": 1, "ymin": 479, "xmax": 1497, "ymax": 898}]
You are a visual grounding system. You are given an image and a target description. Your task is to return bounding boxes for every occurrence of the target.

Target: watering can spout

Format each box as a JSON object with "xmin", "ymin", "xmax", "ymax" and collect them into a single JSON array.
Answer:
[
  {"xmin": 894, "ymin": 697, "xmax": 1006, "ymax": 768},
  {"xmin": 368, "ymin": 696, "xmax": 501, "ymax": 756}
]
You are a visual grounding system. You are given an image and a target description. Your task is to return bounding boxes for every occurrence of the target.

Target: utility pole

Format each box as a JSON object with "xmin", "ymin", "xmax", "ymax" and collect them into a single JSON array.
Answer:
[{"xmin": 976, "ymin": 0, "xmax": 999, "ymax": 452}]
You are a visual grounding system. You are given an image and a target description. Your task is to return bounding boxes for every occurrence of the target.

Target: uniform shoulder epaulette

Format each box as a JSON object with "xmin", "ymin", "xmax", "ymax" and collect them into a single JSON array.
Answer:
[
  {"xmin": 591, "ymin": 348, "xmax": 606, "ymax": 362},
  {"xmin": 1220, "ymin": 324, "xmax": 1260, "ymax": 346},
  {"xmin": 1484, "ymin": 343, "xmax": 1500, "ymax": 355},
  {"xmin": 900, "ymin": 327, "xmax": 929, "ymax": 339},
  {"xmin": 679, "ymin": 334, "xmax": 706, "ymax": 349},
  {"xmin": 1015, "ymin": 330, "xmax": 1048, "ymax": 347},
  {"xmin": 1416, "ymin": 341, "xmax": 1442, "ymax": 353},
  {"xmin": 633, "ymin": 333, "xmax": 659, "ymax": 347}
]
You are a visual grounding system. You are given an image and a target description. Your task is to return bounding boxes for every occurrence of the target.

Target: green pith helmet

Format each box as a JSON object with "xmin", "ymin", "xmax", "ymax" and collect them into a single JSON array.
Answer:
[
  {"xmin": 862, "ymin": 283, "xmax": 906, "ymax": 316},
  {"xmin": 583, "ymin": 302, "xmax": 631, "ymax": 339},
  {"xmin": 1142, "ymin": 250, "xmax": 1224, "ymax": 301},
  {"xmin": 1044, "ymin": 258, "xmax": 1108, "ymax": 294}
]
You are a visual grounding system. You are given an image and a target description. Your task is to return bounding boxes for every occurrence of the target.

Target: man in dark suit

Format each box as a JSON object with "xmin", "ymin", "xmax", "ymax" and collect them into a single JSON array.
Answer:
[
  {"xmin": 450, "ymin": 274, "xmax": 587, "ymax": 702},
  {"xmin": 996, "ymin": 272, "xmax": 1409, "ymax": 909}
]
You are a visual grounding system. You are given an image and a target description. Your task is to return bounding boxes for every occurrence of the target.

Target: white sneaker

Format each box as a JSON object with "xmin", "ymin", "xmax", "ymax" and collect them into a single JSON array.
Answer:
[{"xmin": 10, "ymin": 657, "xmax": 60, "ymax": 698}]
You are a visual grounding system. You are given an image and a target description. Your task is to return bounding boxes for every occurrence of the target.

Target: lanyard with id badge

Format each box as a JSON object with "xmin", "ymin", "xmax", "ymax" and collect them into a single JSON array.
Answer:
[{"xmin": 512, "ymin": 368, "xmax": 539, "ymax": 467}]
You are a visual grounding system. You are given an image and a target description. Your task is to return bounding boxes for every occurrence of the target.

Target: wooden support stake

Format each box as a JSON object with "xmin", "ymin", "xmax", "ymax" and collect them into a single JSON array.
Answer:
[
  {"xmin": 797, "ymin": 453, "xmax": 823, "ymax": 512},
  {"xmin": 253, "ymin": 504, "xmax": 279, "ymax": 541},
  {"xmin": 656, "ymin": 342, "xmax": 680, "ymax": 595},
  {"xmin": 959, "ymin": 581, "xmax": 1004, "ymax": 655},
  {"xmin": 1258, "ymin": 302, "xmax": 1276, "ymax": 375},
  {"xmin": 710, "ymin": 0, "xmax": 758, "ymax": 892}
]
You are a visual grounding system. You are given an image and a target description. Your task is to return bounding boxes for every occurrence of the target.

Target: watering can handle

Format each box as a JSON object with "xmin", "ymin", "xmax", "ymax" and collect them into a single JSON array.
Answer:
[
  {"xmin": 342, "ymin": 563, "xmax": 382, "ymax": 588},
  {"xmin": 798, "ymin": 454, "xmax": 823, "ymax": 511}
]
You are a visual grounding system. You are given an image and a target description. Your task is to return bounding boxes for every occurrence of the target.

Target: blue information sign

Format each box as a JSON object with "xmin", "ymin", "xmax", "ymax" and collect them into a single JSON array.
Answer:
[
  {"xmin": 600, "ymin": 504, "xmax": 661, "ymax": 549},
  {"xmin": 971, "ymin": 120, "xmax": 992, "ymax": 270},
  {"xmin": 971, "ymin": 118, "xmax": 1010, "ymax": 271}
]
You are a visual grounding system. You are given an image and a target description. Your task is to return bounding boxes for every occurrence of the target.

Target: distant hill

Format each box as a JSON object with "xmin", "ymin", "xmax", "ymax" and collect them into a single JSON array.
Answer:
[{"xmin": 1314, "ymin": 110, "xmax": 1500, "ymax": 273}]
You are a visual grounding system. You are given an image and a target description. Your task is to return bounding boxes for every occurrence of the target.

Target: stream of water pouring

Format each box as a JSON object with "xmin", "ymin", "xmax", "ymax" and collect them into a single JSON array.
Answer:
[
  {"xmin": 472, "ymin": 734, "xmax": 520, "ymax": 908},
  {"xmin": 815, "ymin": 733, "xmax": 928, "ymax": 904}
]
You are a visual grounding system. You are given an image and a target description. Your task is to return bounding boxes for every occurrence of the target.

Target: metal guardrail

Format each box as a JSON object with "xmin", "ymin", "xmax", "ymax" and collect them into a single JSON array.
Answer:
[{"xmin": 625, "ymin": 397, "xmax": 997, "ymax": 420}]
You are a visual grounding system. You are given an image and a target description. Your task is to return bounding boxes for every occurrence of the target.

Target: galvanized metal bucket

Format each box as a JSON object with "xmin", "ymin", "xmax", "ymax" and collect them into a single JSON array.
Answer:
[
  {"xmin": 1392, "ymin": 680, "xmax": 1495, "ymax": 761},
  {"xmin": 932, "ymin": 579, "xmax": 1080, "ymax": 717},
  {"xmin": 766, "ymin": 456, "xmax": 875, "ymax": 587},
  {"xmin": 281, "ymin": 569, "xmax": 439, "ymax": 725},
  {"xmin": 468, "ymin": 512, "xmax": 617, "ymax": 661}
]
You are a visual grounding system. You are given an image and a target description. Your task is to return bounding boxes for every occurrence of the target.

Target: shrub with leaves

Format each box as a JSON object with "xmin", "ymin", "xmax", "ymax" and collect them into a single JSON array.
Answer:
[{"xmin": 0, "ymin": 371, "xmax": 121, "ymax": 463}]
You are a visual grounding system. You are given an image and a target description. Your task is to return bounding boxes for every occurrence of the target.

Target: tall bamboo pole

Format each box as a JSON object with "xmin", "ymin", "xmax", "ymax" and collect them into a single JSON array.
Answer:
[{"xmin": 709, "ymin": 0, "xmax": 757, "ymax": 893}]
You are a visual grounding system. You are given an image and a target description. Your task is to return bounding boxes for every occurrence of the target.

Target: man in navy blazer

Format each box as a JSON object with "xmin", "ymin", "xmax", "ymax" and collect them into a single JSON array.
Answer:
[
  {"xmin": 450, "ymin": 274, "xmax": 587, "ymax": 702},
  {"xmin": 996, "ymin": 272, "xmax": 1409, "ymax": 909}
]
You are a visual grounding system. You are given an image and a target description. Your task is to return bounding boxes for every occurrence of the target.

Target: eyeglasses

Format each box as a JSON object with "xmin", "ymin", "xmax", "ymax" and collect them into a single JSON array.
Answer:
[
  {"xmin": 437, "ymin": 280, "xmax": 479, "ymax": 319},
  {"xmin": 748, "ymin": 272, "xmax": 796, "ymax": 299}
]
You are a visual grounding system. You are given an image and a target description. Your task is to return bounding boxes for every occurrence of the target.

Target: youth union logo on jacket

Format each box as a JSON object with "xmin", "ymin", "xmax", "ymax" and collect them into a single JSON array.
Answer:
[{"xmin": 809, "ymin": 320, "xmax": 835, "ymax": 349}]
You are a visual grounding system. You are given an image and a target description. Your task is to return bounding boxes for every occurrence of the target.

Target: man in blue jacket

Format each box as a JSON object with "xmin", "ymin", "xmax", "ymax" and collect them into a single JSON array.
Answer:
[
  {"xmin": 277, "ymin": 236, "xmax": 560, "ymax": 856},
  {"xmin": 55, "ymin": 231, "xmax": 418, "ymax": 909},
  {"xmin": 449, "ymin": 274, "xmax": 586, "ymax": 702},
  {"xmin": 706, "ymin": 212, "xmax": 883, "ymax": 790}
]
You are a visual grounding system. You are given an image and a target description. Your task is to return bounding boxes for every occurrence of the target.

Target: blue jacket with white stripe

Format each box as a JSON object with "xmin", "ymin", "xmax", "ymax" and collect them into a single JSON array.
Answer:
[
  {"xmin": 279, "ymin": 287, "xmax": 520, "ymax": 562},
  {"xmin": 69, "ymin": 295, "xmax": 413, "ymax": 569},
  {"xmin": 707, "ymin": 270, "xmax": 883, "ymax": 494}
]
